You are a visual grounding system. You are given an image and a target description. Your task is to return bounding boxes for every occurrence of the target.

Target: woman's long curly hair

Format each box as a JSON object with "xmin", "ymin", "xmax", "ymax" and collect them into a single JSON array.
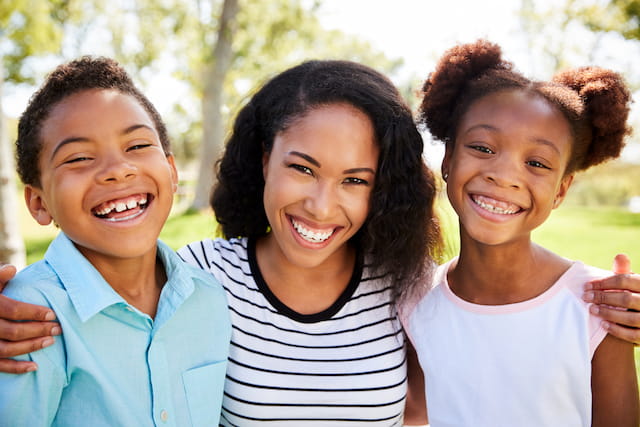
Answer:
[
  {"xmin": 418, "ymin": 39, "xmax": 631, "ymax": 174},
  {"xmin": 212, "ymin": 59, "xmax": 441, "ymax": 300}
]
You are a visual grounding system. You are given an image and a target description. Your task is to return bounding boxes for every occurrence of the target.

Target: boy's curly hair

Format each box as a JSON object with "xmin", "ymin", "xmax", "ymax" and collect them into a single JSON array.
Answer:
[
  {"xmin": 212, "ymin": 59, "xmax": 441, "ymax": 299},
  {"xmin": 16, "ymin": 56, "xmax": 170, "ymax": 187},
  {"xmin": 418, "ymin": 39, "xmax": 631, "ymax": 174}
]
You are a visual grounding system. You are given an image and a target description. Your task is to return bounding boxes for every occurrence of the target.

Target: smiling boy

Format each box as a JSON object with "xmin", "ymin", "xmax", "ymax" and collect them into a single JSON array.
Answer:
[{"xmin": 0, "ymin": 57, "xmax": 230, "ymax": 426}]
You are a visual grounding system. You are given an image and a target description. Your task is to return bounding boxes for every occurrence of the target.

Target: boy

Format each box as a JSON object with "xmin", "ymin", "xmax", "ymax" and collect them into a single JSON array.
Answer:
[{"xmin": 0, "ymin": 57, "xmax": 230, "ymax": 426}]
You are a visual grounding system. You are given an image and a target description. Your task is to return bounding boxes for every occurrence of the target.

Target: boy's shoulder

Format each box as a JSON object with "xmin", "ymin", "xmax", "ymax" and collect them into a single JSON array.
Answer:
[{"xmin": 4, "ymin": 260, "xmax": 64, "ymax": 308}]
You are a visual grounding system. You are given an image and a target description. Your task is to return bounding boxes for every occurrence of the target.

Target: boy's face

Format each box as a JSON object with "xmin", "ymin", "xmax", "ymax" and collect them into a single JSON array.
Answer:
[{"xmin": 26, "ymin": 89, "xmax": 178, "ymax": 264}]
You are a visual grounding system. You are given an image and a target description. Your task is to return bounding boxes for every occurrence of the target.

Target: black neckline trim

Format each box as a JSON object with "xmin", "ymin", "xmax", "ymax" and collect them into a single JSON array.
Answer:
[{"xmin": 247, "ymin": 237, "xmax": 363, "ymax": 323}]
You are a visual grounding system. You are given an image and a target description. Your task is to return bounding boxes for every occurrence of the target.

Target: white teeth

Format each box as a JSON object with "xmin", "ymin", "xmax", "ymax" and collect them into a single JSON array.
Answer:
[
  {"xmin": 94, "ymin": 195, "xmax": 148, "ymax": 217},
  {"xmin": 473, "ymin": 197, "xmax": 519, "ymax": 215},
  {"xmin": 291, "ymin": 219, "xmax": 334, "ymax": 243}
]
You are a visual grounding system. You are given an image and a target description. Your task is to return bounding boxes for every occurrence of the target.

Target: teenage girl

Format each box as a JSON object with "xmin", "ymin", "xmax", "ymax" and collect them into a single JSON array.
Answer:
[{"xmin": 404, "ymin": 39, "xmax": 639, "ymax": 426}]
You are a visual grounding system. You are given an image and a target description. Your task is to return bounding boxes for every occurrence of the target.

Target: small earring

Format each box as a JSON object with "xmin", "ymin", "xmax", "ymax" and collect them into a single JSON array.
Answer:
[{"xmin": 443, "ymin": 173, "xmax": 448, "ymax": 181}]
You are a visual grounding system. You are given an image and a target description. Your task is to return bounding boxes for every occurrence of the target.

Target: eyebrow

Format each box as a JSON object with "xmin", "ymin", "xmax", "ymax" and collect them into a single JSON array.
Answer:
[
  {"xmin": 50, "ymin": 124, "xmax": 156, "ymax": 160},
  {"xmin": 288, "ymin": 151, "xmax": 376, "ymax": 175},
  {"xmin": 462, "ymin": 124, "xmax": 562, "ymax": 155}
]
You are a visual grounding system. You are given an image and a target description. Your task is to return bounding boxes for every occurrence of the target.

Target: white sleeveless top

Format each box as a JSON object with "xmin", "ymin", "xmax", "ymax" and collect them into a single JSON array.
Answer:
[{"xmin": 404, "ymin": 258, "xmax": 608, "ymax": 427}]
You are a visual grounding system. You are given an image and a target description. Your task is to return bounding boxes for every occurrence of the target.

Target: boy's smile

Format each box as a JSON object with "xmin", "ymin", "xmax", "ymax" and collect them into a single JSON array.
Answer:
[{"xmin": 26, "ymin": 89, "xmax": 178, "ymax": 266}]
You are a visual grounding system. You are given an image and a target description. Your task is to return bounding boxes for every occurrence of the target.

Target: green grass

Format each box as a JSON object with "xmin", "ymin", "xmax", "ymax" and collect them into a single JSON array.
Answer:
[{"xmin": 20, "ymin": 201, "xmax": 640, "ymax": 387}]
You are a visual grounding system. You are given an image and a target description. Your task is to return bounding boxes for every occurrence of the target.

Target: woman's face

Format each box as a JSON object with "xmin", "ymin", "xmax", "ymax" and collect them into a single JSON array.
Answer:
[{"xmin": 261, "ymin": 103, "xmax": 379, "ymax": 270}]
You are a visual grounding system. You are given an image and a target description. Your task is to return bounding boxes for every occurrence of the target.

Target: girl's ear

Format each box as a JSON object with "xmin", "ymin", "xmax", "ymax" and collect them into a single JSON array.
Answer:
[
  {"xmin": 441, "ymin": 142, "xmax": 454, "ymax": 181},
  {"xmin": 24, "ymin": 186, "xmax": 54, "ymax": 226},
  {"xmin": 553, "ymin": 174, "xmax": 574, "ymax": 209},
  {"xmin": 262, "ymin": 148, "xmax": 271, "ymax": 180}
]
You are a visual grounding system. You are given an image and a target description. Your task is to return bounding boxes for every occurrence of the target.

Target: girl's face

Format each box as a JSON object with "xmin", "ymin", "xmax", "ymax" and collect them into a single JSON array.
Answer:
[
  {"xmin": 443, "ymin": 89, "xmax": 574, "ymax": 247},
  {"xmin": 261, "ymin": 103, "xmax": 379, "ymax": 270}
]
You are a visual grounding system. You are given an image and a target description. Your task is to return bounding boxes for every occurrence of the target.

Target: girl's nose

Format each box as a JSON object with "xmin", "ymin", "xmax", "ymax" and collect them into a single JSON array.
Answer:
[
  {"xmin": 484, "ymin": 155, "xmax": 522, "ymax": 189},
  {"xmin": 304, "ymin": 181, "xmax": 338, "ymax": 220}
]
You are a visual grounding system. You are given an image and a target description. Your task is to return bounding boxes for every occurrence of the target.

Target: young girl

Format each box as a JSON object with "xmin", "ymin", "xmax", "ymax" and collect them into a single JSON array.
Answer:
[{"xmin": 404, "ymin": 39, "xmax": 639, "ymax": 426}]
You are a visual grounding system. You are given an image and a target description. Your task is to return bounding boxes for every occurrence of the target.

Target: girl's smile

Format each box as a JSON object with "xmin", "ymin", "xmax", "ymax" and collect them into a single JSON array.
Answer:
[
  {"xmin": 444, "ymin": 89, "xmax": 574, "ymax": 246},
  {"xmin": 260, "ymin": 102, "xmax": 379, "ymax": 270}
]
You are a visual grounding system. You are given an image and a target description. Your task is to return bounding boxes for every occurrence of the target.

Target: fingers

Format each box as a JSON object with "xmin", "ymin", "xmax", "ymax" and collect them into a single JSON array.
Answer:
[
  {"xmin": 0, "ymin": 358, "xmax": 38, "ymax": 374},
  {"xmin": 0, "ymin": 294, "xmax": 56, "ymax": 322},
  {"xmin": 613, "ymin": 254, "xmax": 632, "ymax": 274},
  {"xmin": 583, "ymin": 288, "xmax": 640, "ymax": 312},
  {"xmin": 590, "ymin": 304, "xmax": 640, "ymax": 329},
  {"xmin": 599, "ymin": 320, "xmax": 640, "ymax": 346},
  {"xmin": 0, "ymin": 264, "xmax": 17, "ymax": 292},
  {"xmin": 586, "ymin": 273, "xmax": 640, "ymax": 293}
]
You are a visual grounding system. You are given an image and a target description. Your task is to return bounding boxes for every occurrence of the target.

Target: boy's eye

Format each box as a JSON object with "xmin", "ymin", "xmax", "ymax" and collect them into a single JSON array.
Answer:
[
  {"xmin": 63, "ymin": 156, "xmax": 91, "ymax": 164},
  {"xmin": 128, "ymin": 143, "xmax": 153, "ymax": 151}
]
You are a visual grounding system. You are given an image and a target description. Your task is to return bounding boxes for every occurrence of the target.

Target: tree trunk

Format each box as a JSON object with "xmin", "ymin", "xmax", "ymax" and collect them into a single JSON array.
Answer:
[
  {"xmin": 191, "ymin": 0, "xmax": 240, "ymax": 211},
  {"xmin": 0, "ymin": 64, "xmax": 26, "ymax": 268}
]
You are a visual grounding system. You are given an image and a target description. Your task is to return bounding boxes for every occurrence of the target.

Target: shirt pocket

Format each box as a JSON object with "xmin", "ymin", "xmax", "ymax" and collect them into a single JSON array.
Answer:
[{"xmin": 182, "ymin": 360, "xmax": 227, "ymax": 426}]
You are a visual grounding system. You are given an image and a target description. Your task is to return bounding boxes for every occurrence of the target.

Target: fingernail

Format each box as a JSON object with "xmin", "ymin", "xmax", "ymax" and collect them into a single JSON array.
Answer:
[
  {"xmin": 51, "ymin": 326, "xmax": 61, "ymax": 335},
  {"xmin": 25, "ymin": 364, "xmax": 37, "ymax": 373},
  {"xmin": 41, "ymin": 337, "xmax": 54, "ymax": 348},
  {"xmin": 584, "ymin": 282, "xmax": 594, "ymax": 291},
  {"xmin": 589, "ymin": 305, "xmax": 600, "ymax": 315},
  {"xmin": 583, "ymin": 291, "xmax": 594, "ymax": 302},
  {"xmin": 44, "ymin": 311, "xmax": 56, "ymax": 321},
  {"xmin": 601, "ymin": 320, "xmax": 611, "ymax": 330}
]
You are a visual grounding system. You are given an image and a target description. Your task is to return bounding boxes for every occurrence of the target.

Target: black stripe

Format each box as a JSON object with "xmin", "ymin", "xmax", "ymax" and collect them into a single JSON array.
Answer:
[{"xmin": 230, "ymin": 341, "xmax": 404, "ymax": 362}]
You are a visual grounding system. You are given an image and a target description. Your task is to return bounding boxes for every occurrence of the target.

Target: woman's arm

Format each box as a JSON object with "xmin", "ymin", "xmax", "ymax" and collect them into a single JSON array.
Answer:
[
  {"xmin": 584, "ymin": 255, "xmax": 640, "ymax": 344},
  {"xmin": 591, "ymin": 333, "xmax": 639, "ymax": 426},
  {"xmin": 403, "ymin": 340, "xmax": 428, "ymax": 425},
  {"xmin": 0, "ymin": 264, "xmax": 60, "ymax": 374}
]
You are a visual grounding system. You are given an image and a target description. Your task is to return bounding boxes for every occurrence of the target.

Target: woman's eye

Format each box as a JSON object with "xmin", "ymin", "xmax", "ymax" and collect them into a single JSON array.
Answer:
[
  {"xmin": 289, "ymin": 164, "xmax": 313, "ymax": 175},
  {"xmin": 344, "ymin": 177, "xmax": 369, "ymax": 185}
]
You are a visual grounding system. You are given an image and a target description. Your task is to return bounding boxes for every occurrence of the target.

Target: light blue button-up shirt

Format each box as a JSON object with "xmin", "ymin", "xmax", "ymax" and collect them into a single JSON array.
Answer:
[{"xmin": 0, "ymin": 233, "xmax": 231, "ymax": 427}]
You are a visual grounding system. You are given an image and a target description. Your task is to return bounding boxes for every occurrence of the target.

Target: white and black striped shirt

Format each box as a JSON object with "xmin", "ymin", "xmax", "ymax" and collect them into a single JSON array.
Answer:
[{"xmin": 178, "ymin": 237, "xmax": 407, "ymax": 426}]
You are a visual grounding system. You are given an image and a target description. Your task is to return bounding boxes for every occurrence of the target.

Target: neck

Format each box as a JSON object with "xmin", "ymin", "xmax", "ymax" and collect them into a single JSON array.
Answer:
[
  {"xmin": 448, "ymin": 229, "xmax": 570, "ymax": 305},
  {"xmin": 80, "ymin": 246, "xmax": 164, "ymax": 318},
  {"xmin": 255, "ymin": 234, "xmax": 356, "ymax": 315}
]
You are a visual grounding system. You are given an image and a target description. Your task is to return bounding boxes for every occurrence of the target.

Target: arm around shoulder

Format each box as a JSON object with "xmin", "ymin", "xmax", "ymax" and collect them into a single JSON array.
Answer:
[{"xmin": 591, "ymin": 333, "xmax": 639, "ymax": 427}]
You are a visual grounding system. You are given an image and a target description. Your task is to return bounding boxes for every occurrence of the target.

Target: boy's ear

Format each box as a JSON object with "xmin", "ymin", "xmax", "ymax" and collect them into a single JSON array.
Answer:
[
  {"xmin": 166, "ymin": 154, "xmax": 179, "ymax": 193},
  {"xmin": 553, "ymin": 174, "xmax": 574, "ymax": 209},
  {"xmin": 24, "ymin": 186, "xmax": 53, "ymax": 226}
]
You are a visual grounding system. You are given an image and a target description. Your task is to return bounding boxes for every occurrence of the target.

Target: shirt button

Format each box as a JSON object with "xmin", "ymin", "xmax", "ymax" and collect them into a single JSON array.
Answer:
[{"xmin": 160, "ymin": 410, "xmax": 168, "ymax": 422}]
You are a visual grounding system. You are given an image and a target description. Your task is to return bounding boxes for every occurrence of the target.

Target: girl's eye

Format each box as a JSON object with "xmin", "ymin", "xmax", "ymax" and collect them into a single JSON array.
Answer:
[
  {"xmin": 527, "ymin": 160, "xmax": 551, "ymax": 169},
  {"xmin": 343, "ymin": 177, "xmax": 369, "ymax": 185},
  {"xmin": 289, "ymin": 164, "xmax": 313, "ymax": 175},
  {"xmin": 469, "ymin": 144, "xmax": 494, "ymax": 154}
]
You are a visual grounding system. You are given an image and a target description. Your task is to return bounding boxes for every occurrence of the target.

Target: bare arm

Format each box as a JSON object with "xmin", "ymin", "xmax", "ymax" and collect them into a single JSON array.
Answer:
[
  {"xmin": 591, "ymin": 333, "xmax": 639, "ymax": 426},
  {"xmin": 0, "ymin": 264, "xmax": 60, "ymax": 374},
  {"xmin": 584, "ymin": 254, "xmax": 640, "ymax": 344},
  {"xmin": 403, "ymin": 340, "xmax": 428, "ymax": 425}
]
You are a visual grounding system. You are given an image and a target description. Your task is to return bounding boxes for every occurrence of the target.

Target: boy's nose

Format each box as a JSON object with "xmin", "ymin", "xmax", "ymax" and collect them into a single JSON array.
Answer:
[{"xmin": 97, "ymin": 155, "xmax": 137, "ymax": 183}]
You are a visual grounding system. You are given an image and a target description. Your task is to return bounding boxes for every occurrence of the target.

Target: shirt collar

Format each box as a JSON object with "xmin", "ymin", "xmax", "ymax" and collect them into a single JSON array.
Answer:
[{"xmin": 44, "ymin": 233, "xmax": 195, "ymax": 323}]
